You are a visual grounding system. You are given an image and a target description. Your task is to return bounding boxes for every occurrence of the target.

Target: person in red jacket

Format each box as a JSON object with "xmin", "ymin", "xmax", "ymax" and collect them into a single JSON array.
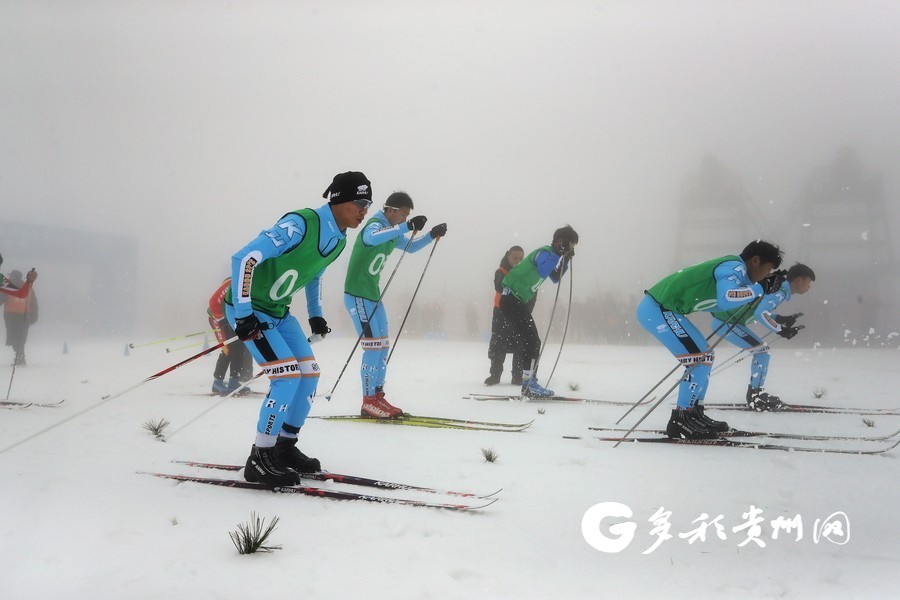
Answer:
[
  {"xmin": 0, "ymin": 257, "xmax": 38, "ymax": 367},
  {"xmin": 208, "ymin": 278, "xmax": 254, "ymax": 395}
]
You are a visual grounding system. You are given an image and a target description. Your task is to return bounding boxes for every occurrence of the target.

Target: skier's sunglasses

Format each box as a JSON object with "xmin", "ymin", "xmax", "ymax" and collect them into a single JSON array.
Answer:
[{"xmin": 353, "ymin": 198, "xmax": 373, "ymax": 209}]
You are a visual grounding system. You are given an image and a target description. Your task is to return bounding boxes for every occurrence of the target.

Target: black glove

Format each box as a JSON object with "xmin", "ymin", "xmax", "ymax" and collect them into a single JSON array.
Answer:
[
  {"xmin": 430, "ymin": 223, "xmax": 447, "ymax": 238},
  {"xmin": 760, "ymin": 270, "xmax": 787, "ymax": 295},
  {"xmin": 309, "ymin": 316, "xmax": 331, "ymax": 338},
  {"xmin": 408, "ymin": 215, "xmax": 428, "ymax": 231},
  {"xmin": 234, "ymin": 314, "xmax": 265, "ymax": 341},
  {"xmin": 553, "ymin": 241, "xmax": 575, "ymax": 259},
  {"xmin": 773, "ymin": 312, "xmax": 802, "ymax": 329},
  {"xmin": 777, "ymin": 325, "xmax": 800, "ymax": 340}
]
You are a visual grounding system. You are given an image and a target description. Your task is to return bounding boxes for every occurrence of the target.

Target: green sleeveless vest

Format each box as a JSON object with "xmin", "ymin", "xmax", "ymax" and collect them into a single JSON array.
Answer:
[
  {"xmin": 344, "ymin": 216, "xmax": 399, "ymax": 301},
  {"xmin": 502, "ymin": 245, "xmax": 552, "ymax": 303},
  {"xmin": 648, "ymin": 255, "xmax": 741, "ymax": 314},
  {"xmin": 227, "ymin": 209, "xmax": 346, "ymax": 318}
]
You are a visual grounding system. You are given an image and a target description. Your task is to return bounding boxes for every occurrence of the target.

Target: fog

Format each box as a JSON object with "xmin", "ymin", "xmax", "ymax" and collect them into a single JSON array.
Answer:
[{"xmin": 2, "ymin": 1, "xmax": 899, "ymax": 343}]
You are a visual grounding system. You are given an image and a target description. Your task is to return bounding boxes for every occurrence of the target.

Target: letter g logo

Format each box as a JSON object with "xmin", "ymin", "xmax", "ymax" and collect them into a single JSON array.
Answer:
[{"xmin": 581, "ymin": 502, "xmax": 637, "ymax": 553}]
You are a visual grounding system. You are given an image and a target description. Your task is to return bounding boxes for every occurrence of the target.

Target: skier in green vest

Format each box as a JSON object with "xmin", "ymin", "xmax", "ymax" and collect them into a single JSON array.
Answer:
[
  {"xmin": 636, "ymin": 240, "xmax": 785, "ymax": 439},
  {"xmin": 343, "ymin": 191, "xmax": 447, "ymax": 418},
  {"xmin": 225, "ymin": 171, "xmax": 372, "ymax": 485},
  {"xmin": 500, "ymin": 225, "xmax": 578, "ymax": 397}
]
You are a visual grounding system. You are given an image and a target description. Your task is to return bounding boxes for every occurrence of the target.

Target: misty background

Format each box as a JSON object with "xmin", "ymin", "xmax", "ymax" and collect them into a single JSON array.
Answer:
[{"xmin": 2, "ymin": 1, "xmax": 899, "ymax": 349}]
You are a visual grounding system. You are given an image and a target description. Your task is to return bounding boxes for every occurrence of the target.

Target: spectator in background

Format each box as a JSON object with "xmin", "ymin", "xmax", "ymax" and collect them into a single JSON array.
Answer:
[{"xmin": 0, "ymin": 267, "xmax": 39, "ymax": 366}]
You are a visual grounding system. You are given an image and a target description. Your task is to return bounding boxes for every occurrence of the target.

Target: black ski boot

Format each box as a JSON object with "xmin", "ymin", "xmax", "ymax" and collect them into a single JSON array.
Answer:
[
  {"xmin": 273, "ymin": 436, "xmax": 321, "ymax": 473},
  {"xmin": 244, "ymin": 445, "xmax": 301, "ymax": 485},
  {"xmin": 694, "ymin": 404, "xmax": 729, "ymax": 433},
  {"xmin": 746, "ymin": 386, "xmax": 785, "ymax": 412},
  {"xmin": 484, "ymin": 360, "xmax": 503, "ymax": 386},
  {"xmin": 665, "ymin": 408, "xmax": 718, "ymax": 440}
]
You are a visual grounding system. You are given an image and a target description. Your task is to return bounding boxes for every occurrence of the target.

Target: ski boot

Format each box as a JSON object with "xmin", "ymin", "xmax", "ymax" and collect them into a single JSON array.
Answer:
[
  {"xmin": 227, "ymin": 377, "xmax": 254, "ymax": 396},
  {"xmin": 211, "ymin": 378, "xmax": 230, "ymax": 396},
  {"xmin": 665, "ymin": 408, "xmax": 718, "ymax": 440},
  {"xmin": 272, "ymin": 436, "xmax": 321, "ymax": 473},
  {"xmin": 746, "ymin": 386, "xmax": 785, "ymax": 412},
  {"xmin": 243, "ymin": 444, "xmax": 301, "ymax": 485},
  {"xmin": 484, "ymin": 373, "xmax": 501, "ymax": 386},
  {"xmin": 694, "ymin": 404, "xmax": 729, "ymax": 433},
  {"xmin": 376, "ymin": 390, "xmax": 404, "ymax": 418},
  {"xmin": 510, "ymin": 372, "xmax": 523, "ymax": 386},
  {"xmin": 522, "ymin": 377, "xmax": 555, "ymax": 398},
  {"xmin": 361, "ymin": 394, "xmax": 402, "ymax": 419},
  {"xmin": 484, "ymin": 359, "xmax": 503, "ymax": 386}
]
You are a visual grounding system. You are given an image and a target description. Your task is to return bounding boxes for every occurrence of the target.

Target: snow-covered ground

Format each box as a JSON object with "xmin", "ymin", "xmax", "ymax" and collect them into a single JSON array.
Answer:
[{"xmin": 3, "ymin": 337, "xmax": 900, "ymax": 599}]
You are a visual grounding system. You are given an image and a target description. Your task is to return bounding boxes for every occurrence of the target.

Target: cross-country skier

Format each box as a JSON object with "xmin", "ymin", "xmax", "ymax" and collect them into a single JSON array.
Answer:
[
  {"xmin": 208, "ymin": 278, "xmax": 254, "ymax": 396},
  {"xmin": 710, "ymin": 262, "xmax": 816, "ymax": 411},
  {"xmin": 343, "ymin": 191, "xmax": 447, "ymax": 418},
  {"xmin": 636, "ymin": 241, "xmax": 784, "ymax": 439},
  {"xmin": 484, "ymin": 245, "xmax": 535, "ymax": 386},
  {"xmin": 499, "ymin": 226, "xmax": 577, "ymax": 398},
  {"xmin": 225, "ymin": 171, "xmax": 371, "ymax": 485}
]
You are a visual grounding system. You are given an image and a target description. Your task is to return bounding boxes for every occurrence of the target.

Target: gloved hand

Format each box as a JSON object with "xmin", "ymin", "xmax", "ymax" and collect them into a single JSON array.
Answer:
[
  {"xmin": 234, "ymin": 314, "xmax": 265, "ymax": 341},
  {"xmin": 309, "ymin": 316, "xmax": 331, "ymax": 338},
  {"xmin": 760, "ymin": 270, "xmax": 787, "ymax": 295},
  {"xmin": 553, "ymin": 241, "xmax": 575, "ymax": 259},
  {"xmin": 408, "ymin": 215, "xmax": 428, "ymax": 231},
  {"xmin": 777, "ymin": 325, "xmax": 800, "ymax": 340},
  {"xmin": 430, "ymin": 223, "xmax": 447, "ymax": 238},
  {"xmin": 773, "ymin": 312, "xmax": 802, "ymax": 328},
  {"xmin": 25, "ymin": 269, "xmax": 38, "ymax": 283}
]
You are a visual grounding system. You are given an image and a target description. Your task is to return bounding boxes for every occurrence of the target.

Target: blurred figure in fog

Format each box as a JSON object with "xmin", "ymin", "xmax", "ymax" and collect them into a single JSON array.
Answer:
[
  {"xmin": 0, "ymin": 261, "xmax": 39, "ymax": 367},
  {"xmin": 207, "ymin": 277, "xmax": 254, "ymax": 396},
  {"xmin": 484, "ymin": 245, "xmax": 534, "ymax": 386}
]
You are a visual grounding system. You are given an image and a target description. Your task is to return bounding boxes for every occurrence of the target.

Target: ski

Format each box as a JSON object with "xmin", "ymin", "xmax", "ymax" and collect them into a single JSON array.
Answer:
[
  {"xmin": 0, "ymin": 401, "xmax": 32, "ymax": 409},
  {"xmin": 139, "ymin": 472, "xmax": 497, "ymax": 510},
  {"xmin": 310, "ymin": 414, "xmax": 532, "ymax": 431},
  {"xmin": 594, "ymin": 436, "xmax": 900, "ymax": 455},
  {"xmin": 588, "ymin": 426, "xmax": 900, "ymax": 442},
  {"xmin": 0, "ymin": 399, "xmax": 64, "ymax": 408},
  {"xmin": 703, "ymin": 402, "xmax": 900, "ymax": 415},
  {"xmin": 171, "ymin": 460, "xmax": 501, "ymax": 498},
  {"xmin": 310, "ymin": 415, "xmax": 530, "ymax": 432},
  {"xmin": 465, "ymin": 393, "xmax": 650, "ymax": 406}
]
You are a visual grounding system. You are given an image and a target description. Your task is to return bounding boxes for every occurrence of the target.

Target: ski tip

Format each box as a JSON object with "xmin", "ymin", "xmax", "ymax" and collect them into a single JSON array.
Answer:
[{"xmin": 464, "ymin": 496, "xmax": 500, "ymax": 510}]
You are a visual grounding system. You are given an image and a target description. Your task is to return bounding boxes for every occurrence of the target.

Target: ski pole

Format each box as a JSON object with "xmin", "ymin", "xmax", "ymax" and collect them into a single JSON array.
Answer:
[
  {"xmin": 613, "ymin": 298, "xmax": 763, "ymax": 447},
  {"xmin": 0, "ymin": 335, "xmax": 241, "ymax": 455},
  {"xmin": 709, "ymin": 312, "xmax": 803, "ymax": 374},
  {"xmin": 545, "ymin": 258, "xmax": 574, "ymax": 387},
  {"xmin": 386, "ymin": 239, "xmax": 440, "ymax": 365},
  {"xmin": 614, "ymin": 297, "xmax": 759, "ymax": 425},
  {"xmin": 166, "ymin": 339, "xmax": 207, "ymax": 353},
  {"xmin": 711, "ymin": 330, "xmax": 777, "ymax": 375},
  {"xmin": 325, "ymin": 232, "xmax": 419, "ymax": 399},
  {"xmin": 128, "ymin": 330, "xmax": 210, "ymax": 350},
  {"xmin": 532, "ymin": 257, "xmax": 567, "ymax": 379},
  {"xmin": 711, "ymin": 326, "xmax": 804, "ymax": 376}
]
